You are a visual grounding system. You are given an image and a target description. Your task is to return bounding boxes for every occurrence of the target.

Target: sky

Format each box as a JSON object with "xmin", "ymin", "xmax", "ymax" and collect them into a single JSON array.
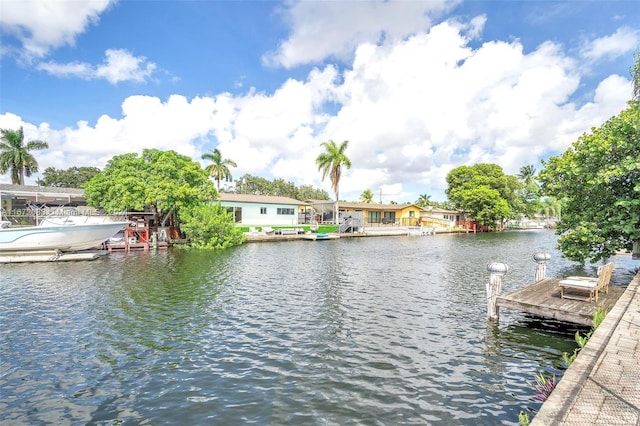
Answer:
[{"xmin": 1, "ymin": 0, "xmax": 638, "ymax": 203}]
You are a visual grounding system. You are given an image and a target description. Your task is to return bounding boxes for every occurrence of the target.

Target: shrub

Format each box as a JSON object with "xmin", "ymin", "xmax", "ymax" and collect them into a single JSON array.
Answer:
[{"xmin": 179, "ymin": 203, "xmax": 245, "ymax": 250}]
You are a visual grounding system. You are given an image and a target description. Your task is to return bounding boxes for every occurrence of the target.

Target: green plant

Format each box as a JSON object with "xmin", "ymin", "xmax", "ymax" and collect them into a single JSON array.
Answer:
[
  {"xmin": 563, "ymin": 329, "xmax": 592, "ymax": 367},
  {"xmin": 519, "ymin": 411, "xmax": 530, "ymax": 426},
  {"xmin": 178, "ymin": 203, "xmax": 245, "ymax": 250},
  {"xmin": 562, "ymin": 348, "xmax": 579, "ymax": 368},
  {"xmin": 575, "ymin": 330, "xmax": 591, "ymax": 349},
  {"xmin": 524, "ymin": 305, "xmax": 610, "ymax": 422},
  {"xmin": 531, "ymin": 372, "xmax": 557, "ymax": 402},
  {"xmin": 593, "ymin": 305, "xmax": 609, "ymax": 329}
]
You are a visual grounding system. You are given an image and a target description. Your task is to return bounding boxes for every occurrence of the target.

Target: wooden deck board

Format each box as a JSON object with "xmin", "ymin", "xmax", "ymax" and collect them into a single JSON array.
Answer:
[{"xmin": 496, "ymin": 278, "xmax": 625, "ymax": 326}]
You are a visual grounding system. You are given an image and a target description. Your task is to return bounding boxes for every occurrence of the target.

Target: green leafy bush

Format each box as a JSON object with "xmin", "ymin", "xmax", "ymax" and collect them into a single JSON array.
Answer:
[{"xmin": 179, "ymin": 203, "xmax": 245, "ymax": 250}]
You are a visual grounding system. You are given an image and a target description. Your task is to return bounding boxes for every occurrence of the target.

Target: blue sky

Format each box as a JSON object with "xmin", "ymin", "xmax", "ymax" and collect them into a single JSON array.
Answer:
[{"xmin": 1, "ymin": 0, "xmax": 638, "ymax": 202}]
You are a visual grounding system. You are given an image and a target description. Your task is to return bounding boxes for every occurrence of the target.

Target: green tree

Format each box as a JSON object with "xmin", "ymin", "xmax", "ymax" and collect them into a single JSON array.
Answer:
[
  {"xmin": 296, "ymin": 184, "xmax": 330, "ymax": 201},
  {"xmin": 0, "ymin": 127, "xmax": 49, "ymax": 185},
  {"xmin": 316, "ymin": 139, "xmax": 352, "ymax": 223},
  {"xmin": 539, "ymin": 101, "xmax": 640, "ymax": 263},
  {"xmin": 36, "ymin": 166, "xmax": 100, "ymax": 188},
  {"xmin": 538, "ymin": 196, "xmax": 562, "ymax": 220},
  {"xmin": 416, "ymin": 193, "xmax": 431, "ymax": 207},
  {"xmin": 516, "ymin": 165, "xmax": 541, "ymax": 218},
  {"xmin": 178, "ymin": 203, "xmax": 245, "ymax": 250},
  {"xmin": 446, "ymin": 163, "xmax": 520, "ymax": 228},
  {"xmin": 236, "ymin": 174, "xmax": 273, "ymax": 195},
  {"xmin": 271, "ymin": 178, "xmax": 298, "ymax": 198},
  {"xmin": 235, "ymin": 174, "xmax": 329, "ymax": 200},
  {"xmin": 360, "ymin": 189, "xmax": 375, "ymax": 203},
  {"xmin": 202, "ymin": 148, "xmax": 237, "ymax": 191},
  {"xmin": 518, "ymin": 165, "xmax": 537, "ymax": 186},
  {"xmin": 84, "ymin": 149, "xmax": 237, "ymax": 249},
  {"xmin": 84, "ymin": 149, "xmax": 217, "ymax": 220}
]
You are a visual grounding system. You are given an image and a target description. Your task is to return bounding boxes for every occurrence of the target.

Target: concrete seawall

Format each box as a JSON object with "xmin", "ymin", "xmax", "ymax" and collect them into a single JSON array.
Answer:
[{"xmin": 532, "ymin": 272, "xmax": 640, "ymax": 425}]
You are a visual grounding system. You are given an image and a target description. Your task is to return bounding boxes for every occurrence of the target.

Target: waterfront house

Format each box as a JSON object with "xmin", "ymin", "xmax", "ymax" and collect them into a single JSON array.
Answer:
[
  {"xmin": 309, "ymin": 200, "xmax": 422, "ymax": 227},
  {"xmin": 342, "ymin": 201, "xmax": 423, "ymax": 226},
  {"xmin": 217, "ymin": 193, "xmax": 309, "ymax": 226},
  {"xmin": 421, "ymin": 206, "xmax": 477, "ymax": 231},
  {"xmin": 420, "ymin": 206, "xmax": 465, "ymax": 229}
]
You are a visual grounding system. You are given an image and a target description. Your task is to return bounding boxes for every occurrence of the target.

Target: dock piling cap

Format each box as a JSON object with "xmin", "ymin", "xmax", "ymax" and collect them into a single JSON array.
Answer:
[
  {"xmin": 487, "ymin": 262, "xmax": 509, "ymax": 276},
  {"xmin": 533, "ymin": 252, "xmax": 551, "ymax": 262}
]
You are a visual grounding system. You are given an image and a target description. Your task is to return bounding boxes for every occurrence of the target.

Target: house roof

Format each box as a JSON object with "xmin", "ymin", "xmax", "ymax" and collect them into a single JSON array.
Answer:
[
  {"xmin": 421, "ymin": 206, "xmax": 461, "ymax": 214},
  {"xmin": 306, "ymin": 199, "xmax": 464, "ymax": 214},
  {"xmin": 337, "ymin": 201, "xmax": 418, "ymax": 211},
  {"xmin": 218, "ymin": 193, "xmax": 308, "ymax": 206},
  {"xmin": 310, "ymin": 199, "xmax": 421, "ymax": 211}
]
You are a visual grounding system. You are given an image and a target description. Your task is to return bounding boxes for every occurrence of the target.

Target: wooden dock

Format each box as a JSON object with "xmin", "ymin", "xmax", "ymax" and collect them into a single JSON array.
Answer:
[
  {"xmin": 107, "ymin": 241, "xmax": 168, "ymax": 252},
  {"xmin": 0, "ymin": 250, "xmax": 108, "ymax": 263},
  {"xmin": 496, "ymin": 278, "xmax": 626, "ymax": 326}
]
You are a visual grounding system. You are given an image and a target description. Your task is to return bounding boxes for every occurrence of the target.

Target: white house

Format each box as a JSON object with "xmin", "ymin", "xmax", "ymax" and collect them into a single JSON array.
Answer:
[
  {"xmin": 419, "ymin": 206, "xmax": 466, "ymax": 229},
  {"xmin": 217, "ymin": 193, "xmax": 309, "ymax": 226}
]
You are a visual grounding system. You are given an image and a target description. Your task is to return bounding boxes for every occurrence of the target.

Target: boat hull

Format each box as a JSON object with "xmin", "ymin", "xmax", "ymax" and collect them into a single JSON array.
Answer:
[{"xmin": 0, "ymin": 222, "xmax": 129, "ymax": 252}]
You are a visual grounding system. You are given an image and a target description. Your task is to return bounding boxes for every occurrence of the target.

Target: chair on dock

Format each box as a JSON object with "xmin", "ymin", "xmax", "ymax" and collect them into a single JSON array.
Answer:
[
  {"xmin": 559, "ymin": 262, "xmax": 614, "ymax": 302},
  {"xmin": 262, "ymin": 227, "xmax": 275, "ymax": 235}
]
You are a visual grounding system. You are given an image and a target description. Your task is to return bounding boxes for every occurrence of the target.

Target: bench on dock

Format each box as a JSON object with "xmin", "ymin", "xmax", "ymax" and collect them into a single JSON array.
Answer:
[
  {"xmin": 559, "ymin": 262, "xmax": 614, "ymax": 302},
  {"xmin": 278, "ymin": 227, "xmax": 303, "ymax": 235}
]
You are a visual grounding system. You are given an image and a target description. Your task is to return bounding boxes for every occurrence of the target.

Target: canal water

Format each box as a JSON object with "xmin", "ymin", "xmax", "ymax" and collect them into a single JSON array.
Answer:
[{"xmin": 1, "ymin": 230, "xmax": 638, "ymax": 425}]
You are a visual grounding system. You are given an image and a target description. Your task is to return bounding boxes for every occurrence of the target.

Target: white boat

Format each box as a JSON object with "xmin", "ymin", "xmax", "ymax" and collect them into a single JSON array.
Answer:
[
  {"xmin": 0, "ymin": 220, "xmax": 129, "ymax": 252},
  {"xmin": 301, "ymin": 232, "xmax": 340, "ymax": 241},
  {"xmin": 406, "ymin": 226, "xmax": 435, "ymax": 236}
]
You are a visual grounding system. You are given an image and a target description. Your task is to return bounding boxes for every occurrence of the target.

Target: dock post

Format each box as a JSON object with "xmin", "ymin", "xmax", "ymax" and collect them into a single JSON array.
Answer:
[
  {"xmin": 533, "ymin": 252, "xmax": 551, "ymax": 282},
  {"xmin": 486, "ymin": 262, "xmax": 509, "ymax": 323}
]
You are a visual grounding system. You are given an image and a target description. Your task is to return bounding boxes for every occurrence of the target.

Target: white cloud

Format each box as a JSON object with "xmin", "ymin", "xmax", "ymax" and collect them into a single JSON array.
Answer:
[
  {"xmin": 0, "ymin": 0, "xmax": 114, "ymax": 61},
  {"xmin": 0, "ymin": 20, "xmax": 632, "ymax": 203},
  {"xmin": 580, "ymin": 27, "xmax": 640, "ymax": 63},
  {"xmin": 37, "ymin": 49, "xmax": 157, "ymax": 84},
  {"xmin": 263, "ymin": 0, "xmax": 458, "ymax": 68}
]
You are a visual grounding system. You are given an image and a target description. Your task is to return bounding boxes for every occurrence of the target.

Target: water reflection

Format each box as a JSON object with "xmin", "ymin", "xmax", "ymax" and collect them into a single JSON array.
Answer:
[{"xmin": 1, "ymin": 230, "xmax": 638, "ymax": 424}]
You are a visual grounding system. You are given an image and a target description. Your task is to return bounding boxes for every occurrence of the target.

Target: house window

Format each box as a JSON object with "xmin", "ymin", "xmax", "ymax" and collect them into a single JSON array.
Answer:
[
  {"xmin": 409, "ymin": 211, "xmax": 415, "ymax": 217},
  {"xmin": 226, "ymin": 207, "xmax": 242, "ymax": 223},
  {"xmin": 277, "ymin": 208, "xmax": 295, "ymax": 215},
  {"xmin": 368, "ymin": 211, "xmax": 381, "ymax": 223},
  {"xmin": 260, "ymin": 207, "xmax": 267, "ymax": 214},
  {"xmin": 382, "ymin": 212, "xmax": 396, "ymax": 224}
]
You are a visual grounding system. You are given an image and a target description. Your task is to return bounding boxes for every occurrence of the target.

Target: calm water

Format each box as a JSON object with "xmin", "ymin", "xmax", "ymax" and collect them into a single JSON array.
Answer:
[{"xmin": 1, "ymin": 230, "xmax": 638, "ymax": 425}]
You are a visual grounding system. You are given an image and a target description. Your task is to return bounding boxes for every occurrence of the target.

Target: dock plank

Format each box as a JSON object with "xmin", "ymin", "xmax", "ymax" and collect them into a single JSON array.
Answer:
[{"xmin": 496, "ymin": 278, "xmax": 625, "ymax": 326}]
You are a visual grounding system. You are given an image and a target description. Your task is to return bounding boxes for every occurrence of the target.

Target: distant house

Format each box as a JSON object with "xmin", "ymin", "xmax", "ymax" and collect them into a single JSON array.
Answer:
[
  {"xmin": 419, "ymin": 206, "xmax": 476, "ymax": 231},
  {"xmin": 420, "ymin": 206, "xmax": 462, "ymax": 228},
  {"xmin": 310, "ymin": 200, "xmax": 422, "ymax": 226},
  {"xmin": 217, "ymin": 193, "xmax": 309, "ymax": 226},
  {"xmin": 342, "ymin": 201, "xmax": 423, "ymax": 226}
]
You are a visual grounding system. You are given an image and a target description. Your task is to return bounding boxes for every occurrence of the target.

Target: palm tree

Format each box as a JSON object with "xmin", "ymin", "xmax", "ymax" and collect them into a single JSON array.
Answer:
[
  {"xmin": 0, "ymin": 127, "xmax": 49, "ymax": 185},
  {"xmin": 201, "ymin": 148, "xmax": 237, "ymax": 191},
  {"xmin": 416, "ymin": 193, "xmax": 431, "ymax": 207},
  {"xmin": 360, "ymin": 189, "xmax": 374, "ymax": 203},
  {"xmin": 518, "ymin": 165, "xmax": 537, "ymax": 186},
  {"xmin": 316, "ymin": 139, "xmax": 352, "ymax": 224}
]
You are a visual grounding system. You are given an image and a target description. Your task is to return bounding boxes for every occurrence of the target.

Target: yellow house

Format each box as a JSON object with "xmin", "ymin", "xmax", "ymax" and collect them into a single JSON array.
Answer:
[{"xmin": 337, "ymin": 201, "xmax": 422, "ymax": 226}]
